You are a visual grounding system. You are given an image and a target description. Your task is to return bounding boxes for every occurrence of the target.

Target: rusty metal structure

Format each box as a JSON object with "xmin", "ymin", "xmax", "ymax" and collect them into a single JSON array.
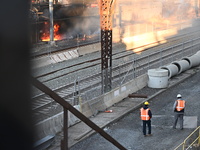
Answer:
[{"xmin": 99, "ymin": 0, "xmax": 116, "ymax": 93}]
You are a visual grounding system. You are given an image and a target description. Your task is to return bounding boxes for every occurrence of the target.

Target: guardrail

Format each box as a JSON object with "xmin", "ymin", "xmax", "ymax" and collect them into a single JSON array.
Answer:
[{"xmin": 174, "ymin": 126, "xmax": 200, "ymax": 150}]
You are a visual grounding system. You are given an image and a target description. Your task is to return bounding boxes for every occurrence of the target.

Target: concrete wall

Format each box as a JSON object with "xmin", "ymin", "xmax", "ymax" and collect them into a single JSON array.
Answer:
[
  {"xmin": 34, "ymin": 74, "xmax": 148, "ymax": 140},
  {"xmin": 77, "ymin": 43, "xmax": 101, "ymax": 56}
]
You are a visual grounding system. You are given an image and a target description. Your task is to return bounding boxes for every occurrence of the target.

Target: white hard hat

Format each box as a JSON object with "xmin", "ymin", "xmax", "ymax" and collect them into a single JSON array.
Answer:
[{"xmin": 177, "ymin": 94, "xmax": 182, "ymax": 98}]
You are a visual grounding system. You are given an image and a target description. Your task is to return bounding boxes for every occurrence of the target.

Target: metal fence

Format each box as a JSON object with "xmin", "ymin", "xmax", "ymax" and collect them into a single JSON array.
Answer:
[
  {"xmin": 30, "ymin": 18, "xmax": 200, "ymax": 126},
  {"xmin": 74, "ymin": 36, "xmax": 200, "ymax": 105}
]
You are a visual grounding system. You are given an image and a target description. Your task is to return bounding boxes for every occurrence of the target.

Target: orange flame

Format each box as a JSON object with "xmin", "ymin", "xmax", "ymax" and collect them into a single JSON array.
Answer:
[
  {"xmin": 41, "ymin": 22, "xmax": 62, "ymax": 41},
  {"xmin": 110, "ymin": 0, "xmax": 199, "ymax": 54}
]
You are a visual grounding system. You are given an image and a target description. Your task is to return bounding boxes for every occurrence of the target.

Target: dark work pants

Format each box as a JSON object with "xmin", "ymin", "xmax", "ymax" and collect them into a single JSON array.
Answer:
[
  {"xmin": 142, "ymin": 120, "xmax": 151, "ymax": 135},
  {"xmin": 173, "ymin": 113, "xmax": 184, "ymax": 129}
]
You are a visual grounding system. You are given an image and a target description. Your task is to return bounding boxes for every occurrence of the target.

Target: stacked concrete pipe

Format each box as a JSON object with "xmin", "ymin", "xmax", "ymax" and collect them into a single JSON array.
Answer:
[
  {"xmin": 182, "ymin": 50, "xmax": 200, "ymax": 68},
  {"xmin": 161, "ymin": 50, "xmax": 200, "ymax": 79},
  {"xmin": 195, "ymin": 50, "xmax": 200, "ymax": 56},
  {"xmin": 148, "ymin": 50, "xmax": 200, "ymax": 89},
  {"xmin": 161, "ymin": 64, "xmax": 179, "ymax": 78},
  {"xmin": 171, "ymin": 59, "xmax": 191, "ymax": 74}
]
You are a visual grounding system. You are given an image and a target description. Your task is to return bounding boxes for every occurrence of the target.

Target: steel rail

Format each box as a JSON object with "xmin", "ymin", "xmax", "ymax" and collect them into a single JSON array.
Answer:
[
  {"xmin": 32, "ymin": 33, "xmax": 200, "ymax": 124},
  {"xmin": 33, "ymin": 28, "xmax": 200, "ymax": 82}
]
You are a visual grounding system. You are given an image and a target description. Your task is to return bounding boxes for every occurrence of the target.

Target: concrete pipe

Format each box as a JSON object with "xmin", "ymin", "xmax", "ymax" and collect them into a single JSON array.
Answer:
[
  {"xmin": 161, "ymin": 63, "xmax": 179, "ymax": 78},
  {"xmin": 147, "ymin": 68, "xmax": 168, "ymax": 88},
  {"xmin": 182, "ymin": 54, "xmax": 200, "ymax": 68},
  {"xmin": 194, "ymin": 50, "xmax": 200, "ymax": 57},
  {"xmin": 172, "ymin": 59, "xmax": 190, "ymax": 74}
]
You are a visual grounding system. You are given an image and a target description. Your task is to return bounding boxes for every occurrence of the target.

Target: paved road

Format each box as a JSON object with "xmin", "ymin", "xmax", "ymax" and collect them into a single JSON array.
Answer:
[{"xmin": 69, "ymin": 67, "xmax": 200, "ymax": 150}]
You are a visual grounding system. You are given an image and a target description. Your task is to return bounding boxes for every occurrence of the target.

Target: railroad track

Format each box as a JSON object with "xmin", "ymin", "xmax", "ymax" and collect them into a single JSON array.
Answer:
[
  {"xmin": 33, "ymin": 26, "xmax": 200, "ymax": 82},
  {"xmin": 31, "ymin": 24, "xmax": 200, "ymax": 124}
]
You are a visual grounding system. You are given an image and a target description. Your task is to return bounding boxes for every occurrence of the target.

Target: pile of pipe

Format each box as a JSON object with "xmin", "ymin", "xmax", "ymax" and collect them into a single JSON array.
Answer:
[
  {"xmin": 161, "ymin": 50, "xmax": 200, "ymax": 79},
  {"xmin": 147, "ymin": 50, "xmax": 200, "ymax": 89}
]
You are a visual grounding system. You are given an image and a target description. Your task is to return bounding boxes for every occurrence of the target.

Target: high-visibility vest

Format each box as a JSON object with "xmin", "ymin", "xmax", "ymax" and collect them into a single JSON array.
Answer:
[
  {"xmin": 176, "ymin": 100, "xmax": 185, "ymax": 111},
  {"xmin": 140, "ymin": 108, "xmax": 150, "ymax": 120}
]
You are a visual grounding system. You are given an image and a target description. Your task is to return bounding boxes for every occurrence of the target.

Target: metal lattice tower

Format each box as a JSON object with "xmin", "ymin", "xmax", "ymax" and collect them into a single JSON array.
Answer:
[{"xmin": 99, "ymin": 0, "xmax": 116, "ymax": 93}]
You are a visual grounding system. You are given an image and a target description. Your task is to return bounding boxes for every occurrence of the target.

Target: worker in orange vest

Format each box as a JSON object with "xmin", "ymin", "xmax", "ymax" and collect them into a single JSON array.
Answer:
[
  {"xmin": 173, "ymin": 94, "xmax": 186, "ymax": 130},
  {"xmin": 140, "ymin": 101, "xmax": 152, "ymax": 137}
]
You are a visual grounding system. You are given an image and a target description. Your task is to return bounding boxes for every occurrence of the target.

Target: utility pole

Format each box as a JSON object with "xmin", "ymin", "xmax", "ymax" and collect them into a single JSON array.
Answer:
[
  {"xmin": 49, "ymin": 0, "xmax": 55, "ymax": 45},
  {"xmin": 99, "ymin": 0, "xmax": 116, "ymax": 93}
]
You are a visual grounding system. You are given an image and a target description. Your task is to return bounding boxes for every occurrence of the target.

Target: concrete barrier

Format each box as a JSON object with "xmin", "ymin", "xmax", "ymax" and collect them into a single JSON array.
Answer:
[
  {"xmin": 34, "ymin": 105, "xmax": 81, "ymax": 141},
  {"xmin": 35, "ymin": 112, "xmax": 63, "ymax": 141},
  {"xmin": 82, "ymin": 74, "xmax": 148, "ymax": 117},
  {"xmin": 34, "ymin": 74, "xmax": 148, "ymax": 141},
  {"xmin": 77, "ymin": 43, "xmax": 101, "ymax": 56},
  {"xmin": 103, "ymin": 74, "xmax": 148, "ymax": 108}
]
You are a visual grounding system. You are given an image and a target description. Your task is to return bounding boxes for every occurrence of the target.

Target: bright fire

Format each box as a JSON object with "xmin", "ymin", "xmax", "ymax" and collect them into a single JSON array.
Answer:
[
  {"xmin": 41, "ymin": 22, "xmax": 62, "ymax": 41},
  {"xmin": 112, "ymin": 0, "xmax": 198, "ymax": 54},
  {"xmin": 122, "ymin": 29, "xmax": 178, "ymax": 54}
]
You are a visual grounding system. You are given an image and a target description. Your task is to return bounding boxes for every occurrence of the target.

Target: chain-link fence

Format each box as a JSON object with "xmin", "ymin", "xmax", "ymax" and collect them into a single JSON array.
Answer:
[{"xmin": 74, "ymin": 37, "xmax": 200, "ymax": 105}]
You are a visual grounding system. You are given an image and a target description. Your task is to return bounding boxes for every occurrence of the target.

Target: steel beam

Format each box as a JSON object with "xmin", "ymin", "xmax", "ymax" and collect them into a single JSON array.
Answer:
[
  {"xmin": 31, "ymin": 77, "xmax": 126, "ymax": 150},
  {"xmin": 99, "ymin": 0, "xmax": 116, "ymax": 93}
]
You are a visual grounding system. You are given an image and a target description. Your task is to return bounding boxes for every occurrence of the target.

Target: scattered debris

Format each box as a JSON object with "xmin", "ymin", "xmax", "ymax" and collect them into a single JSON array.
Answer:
[{"xmin": 104, "ymin": 110, "xmax": 113, "ymax": 113}]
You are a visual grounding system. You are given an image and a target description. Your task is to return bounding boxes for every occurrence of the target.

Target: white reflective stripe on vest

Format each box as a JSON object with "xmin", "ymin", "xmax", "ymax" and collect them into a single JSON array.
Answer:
[
  {"xmin": 176, "ymin": 100, "xmax": 185, "ymax": 111},
  {"xmin": 176, "ymin": 106, "xmax": 184, "ymax": 108},
  {"xmin": 141, "ymin": 114, "xmax": 149, "ymax": 120},
  {"xmin": 140, "ymin": 108, "xmax": 150, "ymax": 120}
]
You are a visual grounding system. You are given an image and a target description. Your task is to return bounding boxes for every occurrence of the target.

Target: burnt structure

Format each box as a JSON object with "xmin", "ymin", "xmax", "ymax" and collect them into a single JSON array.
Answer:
[
  {"xmin": 29, "ymin": 3, "xmax": 88, "ymax": 43},
  {"xmin": 29, "ymin": 0, "xmax": 101, "ymax": 46}
]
